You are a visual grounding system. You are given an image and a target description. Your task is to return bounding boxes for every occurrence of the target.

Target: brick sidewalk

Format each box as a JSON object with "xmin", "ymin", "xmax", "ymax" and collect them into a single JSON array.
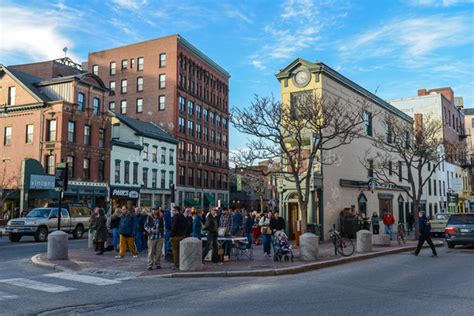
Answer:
[{"xmin": 35, "ymin": 237, "xmax": 426, "ymax": 277}]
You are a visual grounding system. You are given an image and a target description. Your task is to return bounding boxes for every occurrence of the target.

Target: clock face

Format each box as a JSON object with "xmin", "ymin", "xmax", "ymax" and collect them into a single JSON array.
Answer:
[{"xmin": 294, "ymin": 70, "xmax": 309, "ymax": 86}]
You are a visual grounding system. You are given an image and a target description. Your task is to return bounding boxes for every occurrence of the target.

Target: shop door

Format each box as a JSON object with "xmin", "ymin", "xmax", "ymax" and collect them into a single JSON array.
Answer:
[
  {"xmin": 378, "ymin": 198, "xmax": 393, "ymax": 217},
  {"xmin": 288, "ymin": 203, "xmax": 299, "ymax": 240}
]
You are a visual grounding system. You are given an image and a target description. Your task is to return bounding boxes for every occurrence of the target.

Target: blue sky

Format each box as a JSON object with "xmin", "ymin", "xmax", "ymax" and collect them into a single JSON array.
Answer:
[{"xmin": 1, "ymin": 0, "xmax": 473, "ymax": 150}]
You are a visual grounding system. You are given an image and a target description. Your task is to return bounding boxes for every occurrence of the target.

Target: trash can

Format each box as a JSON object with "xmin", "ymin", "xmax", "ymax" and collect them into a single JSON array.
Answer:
[{"xmin": 343, "ymin": 215, "xmax": 357, "ymax": 239}]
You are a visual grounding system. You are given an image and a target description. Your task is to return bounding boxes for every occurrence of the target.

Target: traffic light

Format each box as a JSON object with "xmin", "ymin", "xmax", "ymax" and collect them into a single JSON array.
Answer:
[{"xmin": 55, "ymin": 162, "xmax": 68, "ymax": 191}]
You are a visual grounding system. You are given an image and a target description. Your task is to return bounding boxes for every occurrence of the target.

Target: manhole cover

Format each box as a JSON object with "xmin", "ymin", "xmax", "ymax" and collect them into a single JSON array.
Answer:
[{"xmin": 81, "ymin": 269, "xmax": 141, "ymax": 279}]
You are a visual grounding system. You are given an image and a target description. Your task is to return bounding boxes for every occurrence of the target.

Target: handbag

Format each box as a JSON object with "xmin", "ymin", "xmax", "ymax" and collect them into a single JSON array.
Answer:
[{"xmin": 261, "ymin": 226, "xmax": 272, "ymax": 235}]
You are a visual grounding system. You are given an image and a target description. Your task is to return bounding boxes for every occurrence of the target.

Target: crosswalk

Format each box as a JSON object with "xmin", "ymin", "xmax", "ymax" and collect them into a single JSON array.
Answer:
[{"xmin": 0, "ymin": 271, "xmax": 128, "ymax": 302}]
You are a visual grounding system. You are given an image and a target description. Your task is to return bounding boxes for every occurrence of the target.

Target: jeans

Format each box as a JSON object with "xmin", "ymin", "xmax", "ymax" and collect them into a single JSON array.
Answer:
[
  {"xmin": 135, "ymin": 231, "xmax": 144, "ymax": 252},
  {"xmin": 262, "ymin": 234, "xmax": 271, "ymax": 254},
  {"xmin": 224, "ymin": 240, "xmax": 232, "ymax": 256},
  {"xmin": 203, "ymin": 232, "xmax": 219, "ymax": 263},
  {"xmin": 164, "ymin": 231, "xmax": 171, "ymax": 255},
  {"xmin": 385, "ymin": 225, "xmax": 393, "ymax": 240},
  {"xmin": 244, "ymin": 231, "xmax": 252, "ymax": 249},
  {"xmin": 112, "ymin": 228, "xmax": 120, "ymax": 250}
]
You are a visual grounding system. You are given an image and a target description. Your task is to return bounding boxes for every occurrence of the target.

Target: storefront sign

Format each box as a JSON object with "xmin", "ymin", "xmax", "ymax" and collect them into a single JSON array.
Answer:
[
  {"xmin": 30, "ymin": 175, "xmax": 55, "ymax": 190},
  {"xmin": 110, "ymin": 187, "xmax": 140, "ymax": 199}
]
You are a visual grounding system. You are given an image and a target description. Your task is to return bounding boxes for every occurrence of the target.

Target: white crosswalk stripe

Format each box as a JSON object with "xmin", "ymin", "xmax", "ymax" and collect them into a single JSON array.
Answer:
[
  {"xmin": 0, "ymin": 291, "xmax": 19, "ymax": 301},
  {"xmin": 44, "ymin": 272, "xmax": 121, "ymax": 286},
  {"xmin": 0, "ymin": 278, "xmax": 76, "ymax": 293}
]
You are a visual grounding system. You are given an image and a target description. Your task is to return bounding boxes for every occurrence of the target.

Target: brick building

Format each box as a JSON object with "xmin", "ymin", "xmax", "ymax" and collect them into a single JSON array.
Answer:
[
  {"xmin": 87, "ymin": 34, "xmax": 230, "ymax": 208},
  {"xmin": 0, "ymin": 58, "xmax": 111, "ymax": 215}
]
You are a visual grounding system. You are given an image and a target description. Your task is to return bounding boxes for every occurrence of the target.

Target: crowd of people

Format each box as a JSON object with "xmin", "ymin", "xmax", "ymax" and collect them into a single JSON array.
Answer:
[{"xmin": 88, "ymin": 201, "xmax": 285, "ymax": 271}]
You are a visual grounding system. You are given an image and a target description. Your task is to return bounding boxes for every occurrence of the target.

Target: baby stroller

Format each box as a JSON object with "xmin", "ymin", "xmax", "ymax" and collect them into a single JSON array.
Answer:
[
  {"xmin": 272, "ymin": 231, "xmax": 294, "ymax": 262},
  {"xmin": 396, "ymin": 222, "xmax": 406, "ymax": 245}
]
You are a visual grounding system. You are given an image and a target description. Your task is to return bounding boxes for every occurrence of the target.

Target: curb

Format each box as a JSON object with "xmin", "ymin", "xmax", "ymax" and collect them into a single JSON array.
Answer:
[{"xmin": 30, "ymin": 254, "xmax": 72, "ymax": 272}]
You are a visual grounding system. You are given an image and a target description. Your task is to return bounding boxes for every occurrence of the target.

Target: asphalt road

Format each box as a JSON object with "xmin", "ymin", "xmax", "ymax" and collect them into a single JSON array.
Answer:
[{"xmin": 0, "ymin": 237, "xmax": 472, "ymax": 316}]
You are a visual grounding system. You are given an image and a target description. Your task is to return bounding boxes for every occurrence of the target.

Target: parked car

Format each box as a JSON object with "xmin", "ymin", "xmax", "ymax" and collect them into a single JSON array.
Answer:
[
  {"xmin": 445, "ymin": 214, "xmax": 474, "ymax": 248},
  {"xmin": 430, "ymin": 213, "xmax": 451, "ymax": 237},
  {"xmin": 6, "ymin": 204, "xmax": 91, "ymax": 242}
]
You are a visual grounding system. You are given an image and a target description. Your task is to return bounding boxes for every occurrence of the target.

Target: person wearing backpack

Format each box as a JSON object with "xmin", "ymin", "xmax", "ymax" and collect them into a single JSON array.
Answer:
[{"xmin": 382, "ymin": 211, "xmax": 395, "ymax": 241}]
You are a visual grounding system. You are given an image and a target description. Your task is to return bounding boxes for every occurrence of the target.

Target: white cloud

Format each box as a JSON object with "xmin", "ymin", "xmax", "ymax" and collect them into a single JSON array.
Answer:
[
  {"xmin": 225, "ymin": 8, "xmax": 253, "ymax": 24},
  {"xmin": 0, "ymin": 5, "xmax": 80, "ymax": 63},
  {"xmin": 408, "ymin": 0, "xmax": 474, "ymax": 7},
  {"xmin": 251, "ymin": 59, "xmax": 266, "ymax": 70},
  {"xmin": 111, "ymin": 0, "xmax": 148, "ymax": 11}
]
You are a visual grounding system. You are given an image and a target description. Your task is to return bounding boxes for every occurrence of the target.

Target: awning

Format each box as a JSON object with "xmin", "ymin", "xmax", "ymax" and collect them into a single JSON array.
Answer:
[
  {"xmin": 204, "ymin": 193, "xmax": 215, "ymax": 205},
  {"xmin": 184, "ymin": 199, "xmax": 200, "ymax": 208}
]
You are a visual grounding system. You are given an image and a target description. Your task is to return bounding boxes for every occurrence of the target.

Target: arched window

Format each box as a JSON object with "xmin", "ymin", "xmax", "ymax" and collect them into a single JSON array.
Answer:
[{"xmin": 358, "ymin": 193, "xmax": 367, "ymax": 216}]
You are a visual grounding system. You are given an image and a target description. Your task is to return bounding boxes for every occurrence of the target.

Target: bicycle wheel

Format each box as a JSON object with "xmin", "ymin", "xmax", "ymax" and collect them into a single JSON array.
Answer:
[{"xmin": 336, "ymin": 237, "xmax": 354, "ymax": 257}]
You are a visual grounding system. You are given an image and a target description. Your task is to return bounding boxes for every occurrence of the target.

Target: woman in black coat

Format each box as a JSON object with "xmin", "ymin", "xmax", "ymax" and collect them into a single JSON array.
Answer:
[{"xmin": 95, "ymin": 208, "xmax": 108, "ymax": 255}]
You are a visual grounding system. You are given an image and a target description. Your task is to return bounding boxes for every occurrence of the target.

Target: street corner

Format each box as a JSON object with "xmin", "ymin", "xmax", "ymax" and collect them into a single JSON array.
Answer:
[{"xmin": 30, "ymin": 253, "xmax": 80, "ymax": 272}]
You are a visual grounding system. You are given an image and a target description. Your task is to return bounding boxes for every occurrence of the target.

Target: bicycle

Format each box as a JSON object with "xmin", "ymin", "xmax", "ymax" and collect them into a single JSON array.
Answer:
[{"xmin": 329, "ymin": 227, "xmax": 355, "ymax": 257}]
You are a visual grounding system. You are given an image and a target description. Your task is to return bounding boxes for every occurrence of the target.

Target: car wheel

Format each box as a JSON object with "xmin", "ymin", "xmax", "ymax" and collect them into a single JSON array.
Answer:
[
  {"xmin": 447, "ymin": 242, "xmax": 454, "ymax": 249},
  {"xmin": 9, "ymin": 233, "xmax": 21, "ymax": 242},
  {"xmin": 73, "ymin": 225, "xmax": 84, "ymax": 239},
  {"xmin": 35, "ymin": 227, "xmax": 48, "ymax": 242}
]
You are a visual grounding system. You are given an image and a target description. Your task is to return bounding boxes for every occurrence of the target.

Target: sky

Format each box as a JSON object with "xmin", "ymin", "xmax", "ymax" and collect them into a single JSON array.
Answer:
[{"xmin": 1, "ymin": 0, "xmax": 473, "ymax": 150}]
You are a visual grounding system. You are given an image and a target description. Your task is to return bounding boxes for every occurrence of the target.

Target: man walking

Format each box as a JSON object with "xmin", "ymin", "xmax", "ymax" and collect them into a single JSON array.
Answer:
[
  {"xmin": 383, "ymin": 211, "xmax": 395, "ymax": 240},
  {"xmin": 145, "ymin": 206, "xmax": 164, "ymax": 270},
  {"xmin": 203, "ymin": 208, "xmax": 221, "ymax": 265},
  {"xmin": 115, "ymin": 207, "xmax": 138, "ymax": 259},
  {"xmin": 412, "ymin": 211, "xmax": 437, "ymax": 257},
  {"xmin": 170, "ymin": 206, "xmax": 187, "ymax": 270}
]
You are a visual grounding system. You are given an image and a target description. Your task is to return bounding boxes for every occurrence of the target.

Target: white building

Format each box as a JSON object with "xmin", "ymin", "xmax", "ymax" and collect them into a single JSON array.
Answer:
[{"xmin": 109, "ymin": 112, "xmax": 178, "ymax": 209}]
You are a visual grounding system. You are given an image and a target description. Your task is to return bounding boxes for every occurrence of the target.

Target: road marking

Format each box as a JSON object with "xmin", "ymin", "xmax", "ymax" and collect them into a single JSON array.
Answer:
[
  {"xmin": 44, "ymin": 272, "xmax": 121, "ymax": 286},
  {"xmin": 0, "ymin": 278, "xmax": 75, "ymax": 293},
  {"xmin": 0, "ymin": 291, "xmax": 19, "ymax": 301}
]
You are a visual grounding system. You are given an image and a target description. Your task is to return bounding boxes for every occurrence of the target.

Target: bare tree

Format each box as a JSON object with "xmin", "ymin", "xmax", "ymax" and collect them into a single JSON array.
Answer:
[
  {"xmin": 232, "ymin": 93, "xmax": 368, "ymax": 233},
  {"xmin": 363, "ymin": 113, "xmax": 449, "ymax": 238},
  {"xmin": 0, "ymin": 165, "xmax": 21, "ymax": 219}
]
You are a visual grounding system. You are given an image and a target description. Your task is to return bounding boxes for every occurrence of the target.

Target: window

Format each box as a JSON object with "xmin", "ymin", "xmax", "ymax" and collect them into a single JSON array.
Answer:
[
  {"xmin": 110, "ymin": 62, "xmax": 116, "ymax": 75},
  {"xmin": 3, "ymin": 127, "xmax": 12, "ymax": 145},
  {"xmin": 67, "ymin": 156, "xmax": 74, "ymax": 178},
  {"xmin": 47, "ymin": 155, "xmax": 55, "ymax": 175},
  {"xmin": 152, "ymin": 169, "xmax": 157, "ymax": 188},
  {"xmin": 368, "ymin": 159, "xmax": 373, "ymax": 178},
  {"xmin": 161, "ymin": 147, "xmax": 166, "ymax": 164},
  {"xmin": 188, "ymin": 168, "xmax": 194, "ymax": 186},
  {"xmin": 133, "ymin": 163, "xmax": 138, "ymax": 184},
  {"xmin": 188, "ymin": 101, "xmax": 194, "ymax": 115},
  {"xmin": 210, "ymin": 171, "xmax": 215, "ymax": 188},
  {"xmin": 67, "ymin": 121, "xmax": 75, "ymax": 142},
  {"xmin": 202, "ymin": 147, "xmax": 208, "ymax": 163},
  {"xmin": 188, "ymin": 121, "xmax": 194, "ymax": 136},
  {"xmin": 398, "ymin": 162, "xmax": 403, "ymax": 182},
  {"xmin": 109, "ymin": 101, "xmax": 115, "ymax": 111},
  {"xmin": 83, "ymin": 158, "xmax": 90, "ymax": 179},
  {"xmin": 179, "ymin": 166, "xmax": 185, "ymax": 185},
  {"xmin": 7, "ymin": 86, "xmax": 16, "ymax": 105},
  {"xmin": 161, "ymin": 170, "xmax": 166, "ymax": 188},
  {"xmin": 160, "ymin": 53, "xmax": 166, "ymax": 67},
  {"xmin": 210, "ymin": 112, "xmax": 215, "ymax": 125},
  {"xmin": 77, "ymin": 92, "xmax": 85, "ymax": 111},
  {"xmin": 159, "ymin": 74, "xmax": 166, "ymax": 89},
  {"xmin": 120, "ymin": 100, "xmax": 127, "ymax": 114},
  {"xmin": 137, "ymin": 57, "xmax": 144, "ymax": 71},
  {"xmin": 386, "ymin": 123, "xmax": 392, "ymax": 143},
  {"xmin": 203, "ymin": 108, "xmax": 208, "ymax": 122},
  {"xmin": 92, "ymin": 65, "xmax": 98, "ymax": 75},
  {"xmin": 196, "ymin": 145, "xmax": 201, "ymax": 161},
  {"xmin": 99, "ymin": 128, "xmax": 105, "ymax": 148},
  {"xmin": 388, "ymin": 161, "xmax": 393, "ymax": 176},
  {"xmin": 159, "ymin": 95, "xmax": 165, "ymax": 110},
  {"xmin": 115, "ymin": 160, "xmax": 121, "ymax": 183},
  {"xmin": 223, "ymin": 118, "xmax": 227, "ymax": 129},
  {"xmin": 196, "ymin": 124, "xmax": 201, "ymax": 138},
  {"xmin": 124, "ymin": 161, "xmax": 130, "ymax": 184},
  {"xmin": 439, "ymin": 180, "xmax": 442, "ymax": 196},
  {"xmin": 137, "ymin": 77, "xmax": 144, "ymax": 92},
  {"xmin": 428, "ymin": 179, "xmax": 432, "ymax": 195},
  {"xmin": 211, "ymin": 130, "xmax": 215, "ymax": 143},
  {"xmin": 169, "ymin": 149, "xmax": 174, "ymax": 165},
  {"xmin": 142, "ymin": 168, "xmax": 148, "ymax": 187},
  {"xmin": 178, "ymin": 141, "xmax": 185, "ymax": 159},
  {"xmin": 203, "ymin": 170, "xmax": 209, "ymax": 187},
  {"xmin": 130, "ymin": 58, "xmax": 135, "ymax": 69},
  {"xmin": 26, "ymin": 124, "xmax": 34, "ymax": 144},
  {"xmin": 404, "ymin": 131, "xmax": 410, "ymax": 149},
  {"xmin": 136, "ymin": 98, "xmax": 143, "ymax": 113},
  {"xmin": 364, "ymin": 111, "xmax": 372, "ymax": 136},
  {"xmin": 152, "ymin": 146, "xmax": 158, "ymax": 162},
  {"xmin": 109, "ymin": 81, "xmax": 116, "ymax": 95},
  {"xmin": 187, "ymin": 143, "xmax": 194, "ymax": 161},
  {"xmin": 217, "ymin": 132, "xmax": 221, "ymax": 145},
  {"xmin": 216, "ymin": 115, "xmax": 221, "ymax": 127},
  {"xmin": 169, "ymin": 171, "xmax": 174, "ymax": 188},
  {"xmin": 223, "ymin": 135, "xmax": 227, "ymax": 147},
  {"xmin": 93, "ymin": 97, "xmax": 100, "ymax": 115},
  {"xmin": 203, "ymin": 128, "xmax": 208, "ymax": 142},
  {"xmin": 47, "ymin": 120, "xmax": 56, "ymax": 141},
  {"xmin": 433, "ymin": 179, "xmax": 437, "ymax": 196},
  {"xmin": 179, "ymin": 117, "xmax": 186, "ymax": 133},
  {"xmin": 84, "ymin": 125, "xmax": 91, "ymax": 145},
  {"xmin": 121, "ymin": 79, "xmax": 127, "ymax": 93},
  {"xmin": 143, "ymin": 144, "xmax": 149, "ymax": 160},
  {"xmin": 196, "ymin": 169, "xmax": 202, "ymax": 186},
  {"xmin": 179, "ymin": 96, "xmax": 185, "ymax": 112},
  {"xmin": 98, "ymin": 160, "xmax": 105, "ymax": 181},
  {"xmin": 196, "ymin": 104, "xmax": 201, "ymax": 118},
  {"xmin": 121, "ymin": 59, "xmax": 128, "ymax": 69}
]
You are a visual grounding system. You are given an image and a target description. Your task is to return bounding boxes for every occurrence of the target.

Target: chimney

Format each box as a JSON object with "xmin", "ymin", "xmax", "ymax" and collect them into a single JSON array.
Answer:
[{"xmin": 417, "ymin": 89, "xmax": 427, "ymax": 96}]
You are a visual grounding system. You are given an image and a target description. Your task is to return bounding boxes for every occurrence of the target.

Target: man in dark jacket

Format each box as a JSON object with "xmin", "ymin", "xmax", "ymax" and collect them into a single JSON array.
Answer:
[
  {"xmin": 170, "ymin": 206, "xmax": 188, "ymax": 269},
  {"xmin": 115, "ymin": 207, "xmax": 138, "ymax": 259},
  {"xmin": 412, "ymin": 211, "xmax": 437, "ymax": 257},
  {"xmin": 270, "ymin": 211, "xmax": 285, "ymax": 233},
  {"xmin": 203, "ymin": 208, "xmax": 220, "ymax": 265},
  {"xmin": 163, "ymin": 208, "xmax": 172, "ymax": 257}
]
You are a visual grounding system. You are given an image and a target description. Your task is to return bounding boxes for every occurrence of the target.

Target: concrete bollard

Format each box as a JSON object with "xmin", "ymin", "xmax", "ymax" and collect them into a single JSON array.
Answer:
[
  {"xmin": 372, "ymin": 234, "xmax": 391, "ymax": 246},
  {"xmin": 300, "ymin": 233, "xmax": 319, "ymax": 261},
  {"xmin": 47, "ymin": 231, "xmax": 69, "ymax": 260},
  {"xmin": 356, "ymin": 230, "xmax": 373, "ymax": 252},
  {"xmin": 179, "ymin": 237, "xmax": 203, "ymax": 271}
]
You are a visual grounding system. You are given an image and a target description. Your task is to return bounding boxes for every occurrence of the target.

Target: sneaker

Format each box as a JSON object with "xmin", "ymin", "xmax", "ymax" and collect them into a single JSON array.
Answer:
[
  {"xmin": 266, "ymin": 253, "xmax": 272, "ymax": 257},
  {"xmin": 147, "ymin": 267, "xmax": 153, "ymax": 271},
  {"xmin": 133, "ymin": 255, "xmax": 138, "ymax": 258},
  {"xmin": 115, "ymin": 255, "xmax": 123, "ymax": 259}
]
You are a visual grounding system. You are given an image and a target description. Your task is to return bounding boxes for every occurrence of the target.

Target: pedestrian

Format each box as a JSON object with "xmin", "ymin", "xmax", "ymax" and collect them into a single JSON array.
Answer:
[
  {"xmin": 163, "ymin": 207, "xmax": 172, "ymax": 259},
  {"xmin": 89, "ymin": 208, "xmax": 99, "ymax": 251},
  {"xmin": 371, "ymin": 212, "xmax": 380, "ymax": 235},
  {"xmin": 219, "ymin": 208, "xmax": 234, "ymax": 258},
  {"xmin": 270, "ymin": 211, "xmax": 285, "ymax": 233},
  {"xmin": 94, "ymin": 208, "xmax": 108, "ymax": 255},
  {"xmin": 407, "ymin": 211, "xmax": 415, "ymax": 234},
  {"xmin": 135, "ymin": 208, "xmax": 146, "ymax": 252},
  {"xmin": 184, "ymin": 208, "xmax": 193, "ymax": 237},
  {"xmin": 4, "ymin": 209, "xmax": 11, "ymax": 222},
  {"xmin": 110, "ymin": 208, "xmax": 121, "ymax": 252},
  {"xmin": 192, "ymin": 209, "xmax": 204, "ymax": 239},
  {"xmin": 259, "ymin": 211, "xmax": 273, "ymax": 257},
  {"xmin": 203, "ymin": 207, "xmax": 221, "ymax": 265},
  {"xmin": 145, "ymin": 206, "xmax": 164, "ymax": 270},
  {"xmin": 244, "ymin": 212, "xmax": 254, "ymax": 249},
  {"xmin": 412, "ymin": 211, "xmax": 437, "ymax": 257},
  {"xmin": 232, "ymin": 209, "xmax": 243, "ymax": 236},
  {"xmin": 170, "ymin": 206, "xmax": 187, "ymax": 270},
  {"xmin": 382, "ymin": 210, "xmax": 395, "ymax": 240},
  {"xmin": 115, "ymin": 207, "xmax": 138, "ymax": 259}
]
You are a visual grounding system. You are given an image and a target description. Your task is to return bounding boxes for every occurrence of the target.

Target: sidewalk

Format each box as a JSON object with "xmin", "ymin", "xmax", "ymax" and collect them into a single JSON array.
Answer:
[{"xmin": 31, "ymin": 236, "xmax": 443, "ymax": 278}]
